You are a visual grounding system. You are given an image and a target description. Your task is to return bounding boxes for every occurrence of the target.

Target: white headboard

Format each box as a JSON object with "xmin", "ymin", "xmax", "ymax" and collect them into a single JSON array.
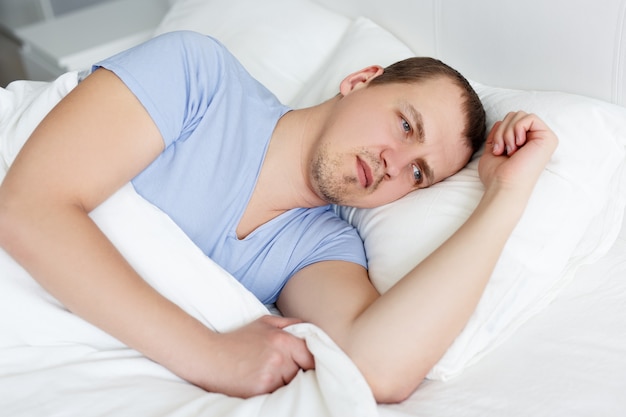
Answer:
[{"xmin": 314, "ymin": 0, "xmax": 626, "ymax": 107}]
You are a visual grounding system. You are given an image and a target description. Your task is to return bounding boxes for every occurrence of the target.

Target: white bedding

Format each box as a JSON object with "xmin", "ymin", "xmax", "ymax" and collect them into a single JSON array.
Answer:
[
  {"xmin": 2, "ymin": 0, "xmax": 626, "ymax": 416},
  {"xmin": 384, "ymin": 226, "xmax": 626, "ymax": 416},
  {"xmin": 1, "ymin": 171, "xmax": 625, "ymax": 417},
  {"xmin": 0, "ymin": 74, "xmax": 379, "ymax": 417}
]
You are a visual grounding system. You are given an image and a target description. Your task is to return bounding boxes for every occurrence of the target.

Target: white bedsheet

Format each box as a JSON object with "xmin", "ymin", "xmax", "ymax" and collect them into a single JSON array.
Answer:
[{"xmin": 381, "ymin": 222, "xmax": 626, "ymax": 416}]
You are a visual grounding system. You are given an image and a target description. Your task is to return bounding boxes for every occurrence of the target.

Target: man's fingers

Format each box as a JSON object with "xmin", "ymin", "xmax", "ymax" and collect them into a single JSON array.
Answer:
[
  {"xmin": 258, "ymin": 314, "xmax": 316, "ymax": 373},
  {"xmin": 291, "ymin": 337, "xmax": 316, "ymax": 371},
  {"xmin": 264, "ymin": 315, "xmax": 317, "ymax": 371},
  {"xmin": 490, "ymin": 111, "xmax": 539, "ymax": 156}
]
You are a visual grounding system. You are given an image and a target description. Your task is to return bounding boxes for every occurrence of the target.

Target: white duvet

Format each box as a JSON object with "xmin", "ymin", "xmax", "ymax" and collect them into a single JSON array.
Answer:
[{"xmin": 0, "ymin": 73, "xmax": 378, "ymax": 417}]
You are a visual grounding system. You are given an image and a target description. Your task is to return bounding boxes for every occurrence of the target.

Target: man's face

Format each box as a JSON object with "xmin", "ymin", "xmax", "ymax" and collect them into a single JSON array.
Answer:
[{"xmin": 309, "ymin": 76, "xmax": 471, "ymax": 208}]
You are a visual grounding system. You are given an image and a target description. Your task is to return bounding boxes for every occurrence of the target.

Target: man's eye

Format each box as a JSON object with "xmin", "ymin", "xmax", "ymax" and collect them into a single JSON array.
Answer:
[
  {"xmin": 401, "ymin": 118, "xmax": 411, "ymax": 133},
  {"xmin": 412, "ymin": 164, "xmax": 422, "ymax": 184}
]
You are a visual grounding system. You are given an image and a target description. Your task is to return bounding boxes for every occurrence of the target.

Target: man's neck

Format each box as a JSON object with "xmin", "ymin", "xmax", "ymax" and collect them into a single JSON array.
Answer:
[{"xmin": 257, "ymin": 98, "xmax": 338, "ymax": 211}]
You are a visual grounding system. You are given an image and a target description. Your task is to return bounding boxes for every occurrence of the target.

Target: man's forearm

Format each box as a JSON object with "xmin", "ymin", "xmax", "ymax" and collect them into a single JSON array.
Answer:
[
  {"xmin": 0, "ymin": 200, "xmax": 222, "ymax": 388},
  {"xmin": 346, "ymin": 183, "xmax": 530, "ymax": 401}
]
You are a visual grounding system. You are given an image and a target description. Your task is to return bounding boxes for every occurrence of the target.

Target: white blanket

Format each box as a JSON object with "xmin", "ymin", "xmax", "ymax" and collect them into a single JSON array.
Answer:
[{"xmin": 0, "ymin": 73, "xmax": 378, "ymax": 417}]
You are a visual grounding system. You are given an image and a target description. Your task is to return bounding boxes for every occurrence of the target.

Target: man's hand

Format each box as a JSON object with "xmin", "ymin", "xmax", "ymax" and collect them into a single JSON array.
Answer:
[
  {"xmin": 479, "ymin": 111, "xmax": 558, "ymax": 194},
  {"xmin": 194, "ymin": 315, "xmax": 315, "ymax": 398}
]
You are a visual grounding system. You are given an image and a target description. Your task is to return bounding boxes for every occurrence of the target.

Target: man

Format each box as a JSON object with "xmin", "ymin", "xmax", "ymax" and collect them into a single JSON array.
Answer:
[{"xmin": 0, "ymin": 32, "xmax": 557, "ymax": 403}]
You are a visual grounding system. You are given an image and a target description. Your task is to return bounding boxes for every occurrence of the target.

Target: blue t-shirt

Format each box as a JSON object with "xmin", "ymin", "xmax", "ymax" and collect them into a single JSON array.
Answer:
[{"xmin": 96, "ymin": 31, "xmax": 366, "ymax": 304}]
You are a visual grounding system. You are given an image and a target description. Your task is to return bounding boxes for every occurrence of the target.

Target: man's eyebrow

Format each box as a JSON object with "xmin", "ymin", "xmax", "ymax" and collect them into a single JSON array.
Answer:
[
  {"xmin": 404, "ymin": 101, "xmax": 425, "ymax": 143},
  {"xmin": 402, "ymin": 101, "xmax": 434, "ymax": 185},
  {"xmin": 419, "ymin": 158, "xmax": 435, "ymax": 187}
]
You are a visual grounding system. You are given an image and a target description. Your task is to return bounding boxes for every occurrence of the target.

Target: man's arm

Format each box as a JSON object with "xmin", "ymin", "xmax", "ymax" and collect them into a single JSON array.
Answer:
[
  {"xmin": 277, "ymin": 111, "xmax": 558, "ymax": 403},
  {"xmin": 0, "ymin": 69, "xmax": 313, "ymax": 397}
]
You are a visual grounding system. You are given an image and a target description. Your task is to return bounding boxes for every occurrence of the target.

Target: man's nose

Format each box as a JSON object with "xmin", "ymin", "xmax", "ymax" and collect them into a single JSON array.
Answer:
[{"xmin": 381, "ymin": 148, "xmax": 406, "ymax": 179}]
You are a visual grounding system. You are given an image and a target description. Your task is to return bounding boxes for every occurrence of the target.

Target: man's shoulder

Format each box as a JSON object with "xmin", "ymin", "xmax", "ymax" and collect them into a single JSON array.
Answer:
[
  {"xmin": 282, "ymin": 206, "xmax": 367, "ymax": 270},
  {"xmin": 152, "ymin": 30, "xmax": 224, "ymax": 51},
  {"xmin": 149, "ymin": 31, "xmax": 236, "ymax": 73}
]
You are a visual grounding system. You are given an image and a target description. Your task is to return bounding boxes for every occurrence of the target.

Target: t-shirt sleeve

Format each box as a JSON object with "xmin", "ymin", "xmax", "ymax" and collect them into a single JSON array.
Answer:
[
  {"xmin": 94, "ymin": 31, "xmax": 227, "ymax": 148},
  {"xmin": 264, "ymin": 209, "xmax": 367, "ymax": 304},
  {"xmin": 302, "ymin": 216, "xmax": 367, "ymax": 270}
]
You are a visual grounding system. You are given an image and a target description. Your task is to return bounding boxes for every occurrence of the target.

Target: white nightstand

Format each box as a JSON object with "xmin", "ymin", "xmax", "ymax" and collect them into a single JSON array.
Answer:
[{"xmin": 14, "ymin": 0, "xmax": 170, "ymax": 81}]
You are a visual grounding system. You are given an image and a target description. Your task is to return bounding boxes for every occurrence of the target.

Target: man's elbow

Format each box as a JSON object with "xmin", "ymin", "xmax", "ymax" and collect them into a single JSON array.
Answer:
[
  {"xmin": 0, "ymin": 188, "xmax": 33, "ymax": 254},
  {"xmin": 366, "ymin": 368, "xmax": 427, "ymax": 404},
  {"xmin": 0, "ymin": 193, "xmax": 16, "ymax": 250}
]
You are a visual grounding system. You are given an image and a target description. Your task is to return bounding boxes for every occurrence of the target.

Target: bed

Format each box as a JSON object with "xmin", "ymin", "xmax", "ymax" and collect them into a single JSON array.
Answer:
[{"xmin": 1, "ymin": 0, "xmax": 625, "ymax": 416}]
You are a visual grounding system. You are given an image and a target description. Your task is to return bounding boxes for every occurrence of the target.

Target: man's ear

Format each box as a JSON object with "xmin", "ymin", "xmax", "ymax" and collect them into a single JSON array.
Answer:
[{"xmin": 338, "ymin": 65, "xmax": 384, "ymax": 96}]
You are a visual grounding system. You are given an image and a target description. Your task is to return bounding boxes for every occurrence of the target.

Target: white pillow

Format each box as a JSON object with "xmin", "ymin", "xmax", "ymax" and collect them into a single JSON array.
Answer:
[
  {"xmin": 316, "ymin": 20, "xmax": 626, "ymax": 380},
  {"xmin": 289, "ymin": 16, "xmax": 415, "ymax": 108},
  {"xmin": 153, "ymin": 0, "xmax": 351, "ymax": 105},
  {"xmin": 341, "ymin": 88, "xmax": 626, "ymax": 380}
]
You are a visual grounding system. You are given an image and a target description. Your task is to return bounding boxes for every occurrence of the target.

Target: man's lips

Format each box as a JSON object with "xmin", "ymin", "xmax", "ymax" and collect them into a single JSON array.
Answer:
[{"xmin": 356, "ymin": 156, "xmax": 373, "ymax": 188}]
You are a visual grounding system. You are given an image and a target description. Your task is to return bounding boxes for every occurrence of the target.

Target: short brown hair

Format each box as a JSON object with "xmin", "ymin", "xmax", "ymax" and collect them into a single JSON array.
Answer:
[{"xmin": 369, "ymin": 57, "xmax": 486, "ymax": 155}]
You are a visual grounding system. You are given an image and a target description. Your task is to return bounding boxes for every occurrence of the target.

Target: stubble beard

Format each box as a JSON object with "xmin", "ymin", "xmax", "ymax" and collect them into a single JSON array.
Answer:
[
  {"xmin": 311, "ymin": 146, "xmax": 382, "ymax": 206},
  {"xmin": 311, "ymin": 146, "xmax": 356, "ymax": 206}
]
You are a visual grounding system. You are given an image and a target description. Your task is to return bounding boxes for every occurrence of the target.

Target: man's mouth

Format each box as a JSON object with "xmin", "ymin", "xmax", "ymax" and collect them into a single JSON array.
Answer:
[{"xmin": 356, "ymin": 156, "xmax": 373, "ymax": 188}]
